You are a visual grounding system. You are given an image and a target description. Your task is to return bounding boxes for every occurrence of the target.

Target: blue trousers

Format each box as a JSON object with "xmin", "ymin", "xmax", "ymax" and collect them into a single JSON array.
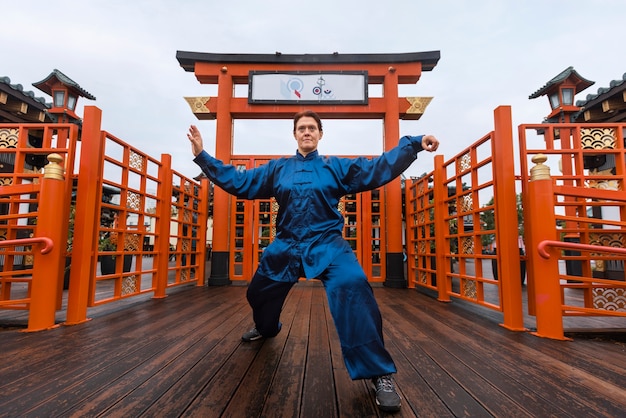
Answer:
[{"xmin": 246, "ymin": 250, "xmax": 397, "ymax": 380}]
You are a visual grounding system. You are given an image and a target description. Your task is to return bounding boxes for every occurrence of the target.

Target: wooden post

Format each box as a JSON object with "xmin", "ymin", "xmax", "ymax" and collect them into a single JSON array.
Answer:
[
  {"xmin": 196, "ymin": 177, "xmax": 210, "ymax": 286},
  {"xmin": 383, "ymin": 66, "xmax": 406, "ymax": 288},
  {"xmin": 208, "ymin": 68, "xmax": 233, "ymax": 286},
  {"xmin": 27, "ymin": 154, "xmax": 67, "ymax": 331},
  {"xmin": 65, "ymin": 106, "xmax": 104, "ymax": 325},
  {"xmin": 492, "ymin": 106, "xmax": 526, "ymax": 331},
  {"xmin": 433, "ymin": 155, "xmax": 451, "ymax": 302},
  {"xmin": 527, "ymin": 155, "xmax": 569, "ymax": 340},
  {"xmin": 154, "ymin": 154, "xmax": 173, "ymax": 298}
]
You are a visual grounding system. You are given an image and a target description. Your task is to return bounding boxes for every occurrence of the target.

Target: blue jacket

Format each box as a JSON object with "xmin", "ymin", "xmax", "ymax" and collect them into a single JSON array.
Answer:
[{"xmin": 193, "ymin": 135, "xmax": 424, "ymax": 282}]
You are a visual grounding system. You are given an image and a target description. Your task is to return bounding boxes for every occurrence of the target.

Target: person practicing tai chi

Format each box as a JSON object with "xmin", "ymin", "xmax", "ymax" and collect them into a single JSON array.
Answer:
[{"xmin": 187, "ymin": 110, "xmax": 439, "ymax": 412}]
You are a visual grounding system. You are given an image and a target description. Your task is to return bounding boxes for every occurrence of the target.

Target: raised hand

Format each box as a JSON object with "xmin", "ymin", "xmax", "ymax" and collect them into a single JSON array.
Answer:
[{"xmin": 187, "ymin": 125, "xmax": 204, "ymax": 157}]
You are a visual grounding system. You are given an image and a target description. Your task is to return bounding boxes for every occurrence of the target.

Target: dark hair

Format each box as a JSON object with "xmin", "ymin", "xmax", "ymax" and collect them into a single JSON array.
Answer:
[{"xmin": 293, "ymin": 110, "xmax": 323, "ymax": 132}]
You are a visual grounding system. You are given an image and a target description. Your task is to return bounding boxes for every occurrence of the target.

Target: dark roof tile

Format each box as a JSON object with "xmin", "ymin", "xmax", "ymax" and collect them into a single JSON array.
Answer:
[
  {"xmin": 32, "ymin": 69, "xmax": 96, "ymax": 100},
  {"xmin": 575, "ymin": 72, "xmax": 626, "ymax": 107},
  {"xmin": 529, "ymin": 66, "xmax": 594, "ymax": 99},
  {"xmin": 176, "ymin": 51, "xmax": 441, "ymax": 72},
  {"xmin": 0, "ymin": 76, "xmax": 51, "ymax": 109}
]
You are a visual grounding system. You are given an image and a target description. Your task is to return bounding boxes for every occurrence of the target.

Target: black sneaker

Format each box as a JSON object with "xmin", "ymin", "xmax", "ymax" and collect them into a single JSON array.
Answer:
[
  {"xmin": 372, "ymin": 374, "xmax": 401, "ymax": 412},
  {"xmin": 241, "ymin": 327, "xmax": 263, "ymax": 342}
]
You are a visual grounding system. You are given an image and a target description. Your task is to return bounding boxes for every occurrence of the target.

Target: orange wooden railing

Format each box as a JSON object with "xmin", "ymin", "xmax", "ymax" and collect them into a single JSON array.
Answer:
[
  {"xmin": 407, "ymin": 109, "xmax": 626, "ymax": 339},
  {"xmin": 405, "ymin": 106, "xmax": 525, "ymax": 332},
  {"xmin": 0, "ymin": 122, "xmax": 77, "ymax": 331},
  {"xmin": 521, "ymin": 128, "xmax": 626, "ymax": 340},
  {"xmin": 0, "ymin": 106, "xmax": 209, "ymax": 329},
  {"xmin": 65, "ymin": 106, "xmax": 208, "ymax": 324},
  {"xmin": 0, "ymin": 154, "xmax": 69, "ymax": 331}
]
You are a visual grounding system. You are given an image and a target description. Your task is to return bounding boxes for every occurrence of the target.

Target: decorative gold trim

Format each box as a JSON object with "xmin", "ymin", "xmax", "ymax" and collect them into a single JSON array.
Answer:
[
  {"xmin": 581, "ymin": 128, "xmax": 616, "ymax": 149},
  {"xmin": 0, "ymin": 128, "xmax": 18, "ymax": 148},
  {"xmin": 593, "ymin": 288, "xmax": 626, "ymax": 311},
  {"xmin": 405, "ymin": 97, "xmax": 433, "ymax": 115},
  {"xmin": 587, "ymin": 168, "xmax": 619, "ymax": 191},
  {"xmin": 127, "ymin": 191, "xmax": 141, "ymax": 211},
  {"xmin": 462, "ymin": 279, "xmax": 477, "ymax": 299},
  {"xmin": 122, "ymin": 276, "xmax": 137, "ymax": 295},
  {"xmin": 458, "ymin": 152, "xmax": 471, "ymax": 173},
  {"xmin": 530, "ymin": 154, "xmax": 550, "ymax": 181},
  {"xmin": 184, "ymin": 97, "xmax": 214, "ymax": 118},
  {"xmin": 129, "ymin": 150, "xmax": 143, "ymax": 171},
  {"xmin": 462, "ymin": 237, "xmax": 474, "ymax": 255},
  {"xmin": 43, "ymin": 154, "xmax": 65, "ymax": 181}
]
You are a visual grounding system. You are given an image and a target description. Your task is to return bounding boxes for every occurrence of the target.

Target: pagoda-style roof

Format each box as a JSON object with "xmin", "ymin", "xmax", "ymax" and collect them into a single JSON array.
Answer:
[
  {"xmin": 176, "ymin": 51, "xmax": 441, "ymax": 72},
  {"xmin": 0, "ymin": 76, "xmax": 53, "ymax": 123},
  {"xmin": 0, "ymin": 77, "xmax": 49, "ymax": 107},
  {"xmin": 573, "ymin": 72, "xmax": 626, "ymax": 123},
  {"xmin": 32, "ymin": 69, "xmax": 96, "ymax": 100},
  {"xmin": 529, "ymin": 66, "xmax": 594, "ymax": 99}
]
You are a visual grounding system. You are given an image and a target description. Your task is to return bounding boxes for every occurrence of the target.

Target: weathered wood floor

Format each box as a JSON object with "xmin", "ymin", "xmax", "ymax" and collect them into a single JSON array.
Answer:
[{"xmin": 1, "ymin": 282, "xmax": 625, "ymax": 417}]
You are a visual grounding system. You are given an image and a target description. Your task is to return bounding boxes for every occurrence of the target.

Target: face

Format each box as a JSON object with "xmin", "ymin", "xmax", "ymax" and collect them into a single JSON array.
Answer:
[{"xmin": 293, "ymin": 116, "xmax": 323, "ymax": 156}]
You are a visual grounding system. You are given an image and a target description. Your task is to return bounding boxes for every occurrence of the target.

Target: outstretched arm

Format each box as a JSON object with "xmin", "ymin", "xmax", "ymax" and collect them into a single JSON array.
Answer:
[
  {"xmin": 342, "ymin": 134, "xmax": 441, "ymax": 193},
  {"xmin": 188, "ymin": 125, "xmax": 274, "ymax": 199}
]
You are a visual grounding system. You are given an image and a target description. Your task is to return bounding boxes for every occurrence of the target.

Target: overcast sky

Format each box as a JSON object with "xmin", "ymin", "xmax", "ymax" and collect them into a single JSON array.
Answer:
[{"xmin": 4, "ymin": 0, "xmax": 625, "ymax": 180}]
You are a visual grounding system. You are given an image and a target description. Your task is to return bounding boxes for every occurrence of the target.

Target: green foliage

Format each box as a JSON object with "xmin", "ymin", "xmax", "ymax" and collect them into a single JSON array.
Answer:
[
  {"xmin": 98, "ymin": 235, "xmax": 116, "ymax": 251},
  {"xmin": 480, "ymin": 193, "xmax": 524, "ymax": 247},
  {"xmin": 66, "ymin": 204, "xmax": 76, "ymax": 253}
]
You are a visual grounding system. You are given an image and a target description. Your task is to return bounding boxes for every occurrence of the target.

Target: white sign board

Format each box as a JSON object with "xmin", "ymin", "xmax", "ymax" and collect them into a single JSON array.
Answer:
[{"xmin": 249, "ymin": 72, "xmax": 368, "ymax": 104}]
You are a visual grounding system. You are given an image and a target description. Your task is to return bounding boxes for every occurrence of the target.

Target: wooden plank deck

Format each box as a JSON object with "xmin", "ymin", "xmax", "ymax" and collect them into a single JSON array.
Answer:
[{"xmin": 1, "ymin": 281, "xmax": 625, "ymax": 417}]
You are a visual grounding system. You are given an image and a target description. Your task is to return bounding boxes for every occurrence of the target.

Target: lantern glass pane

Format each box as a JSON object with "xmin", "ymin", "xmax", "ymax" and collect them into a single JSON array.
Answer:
[
  {"xmin": 67, "ymin": 94, "xmax": 77, "ymax": 110},
  {"xmin": 562, "ymin": 88, "xmax": 574, "ymax": 105},
  {"xmin": 53, "ymin": 91, "xmax": 65, "ymax": 107},
  {"xmin": 549, "ymin": 93, "xmax": 560, "ymax": 109}
]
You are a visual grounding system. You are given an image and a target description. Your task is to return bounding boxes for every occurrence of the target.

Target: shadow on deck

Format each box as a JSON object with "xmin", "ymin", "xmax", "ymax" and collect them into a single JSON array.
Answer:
[{"xmin": 1, "ymin": 281, "xmax": 625, "ymax": 417}]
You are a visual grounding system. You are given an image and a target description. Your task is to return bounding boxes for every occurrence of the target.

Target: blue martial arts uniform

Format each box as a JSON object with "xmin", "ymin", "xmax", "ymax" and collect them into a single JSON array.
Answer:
[{"xmin": 194, "ymin": 134, "xmax": 425, "ymax": 380}]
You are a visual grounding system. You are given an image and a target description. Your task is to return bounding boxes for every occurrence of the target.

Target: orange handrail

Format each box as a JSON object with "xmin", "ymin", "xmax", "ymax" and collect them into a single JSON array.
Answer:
[
  {"xmin": 538, "ymin": 240, "xmax": 626, "ymax": 259},
  {"xmin": 0, "ymin": 237, "xmax": 54, "ymax": 254}
]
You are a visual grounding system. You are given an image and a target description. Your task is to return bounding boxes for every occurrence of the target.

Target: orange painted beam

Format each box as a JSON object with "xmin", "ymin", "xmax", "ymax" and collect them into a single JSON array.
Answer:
[
  {"xmin": 527, "ymin": 170, "xmax": 569, "ymax": 340},
  {"xmin": 492, "ymin": 106, "xmax": 525, "ymax": 332},
  {"xmin": 154, "ymin": 153, "xmax": 173, "ymax": 298},
  {"xmin": 207, "ymin": 70, "xmax": 234, "ymax": 285},
  {"xmin": 433, "ymin": 155, "xmax": 451, "ymax": 302},
  {"xmin": 382, "ymin": 70, "xmax": 406, "ymax": 287},
  {"xmin": 383, "ymin": 70, "xmax": 402, "ymax": 246},
  {"xmin": 0, "ymin": 183, "xmax": 38, "ymax": 195},
  {"xmin": 188, "ymin": 96, "xmax": 432, "ymax": 120},
  {"xmin": 196, "ymin": 177, "xmax": 210, "ymax": 286},
  {"xmin": 65, "ymin": 106, "xmax": 104, "ymax": 325},
  {"xmin": 227, "ymin": 98, "xmax": 386, "ymax": 119},
  {"xmin": 27, "ymin": 156, "xmax": 66, "ymax": 332}
]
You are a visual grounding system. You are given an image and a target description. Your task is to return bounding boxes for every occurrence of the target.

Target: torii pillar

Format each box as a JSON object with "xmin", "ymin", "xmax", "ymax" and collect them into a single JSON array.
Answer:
[{"xmin": 177, "ymin": 51, "xmax": 440, "ymax": 287}]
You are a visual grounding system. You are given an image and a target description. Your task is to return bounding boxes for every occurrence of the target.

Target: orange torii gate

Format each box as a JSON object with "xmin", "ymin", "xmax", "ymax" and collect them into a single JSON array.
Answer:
[{"xmin": 176, "ymin": 51, "xmax": 440, "ymax": 286}]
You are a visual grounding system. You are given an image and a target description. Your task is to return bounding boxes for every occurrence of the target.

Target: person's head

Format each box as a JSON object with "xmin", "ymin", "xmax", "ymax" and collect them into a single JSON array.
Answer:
[{"xmin": 293, "ymin": 110, "xmax": 323, "ymax": 156}]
